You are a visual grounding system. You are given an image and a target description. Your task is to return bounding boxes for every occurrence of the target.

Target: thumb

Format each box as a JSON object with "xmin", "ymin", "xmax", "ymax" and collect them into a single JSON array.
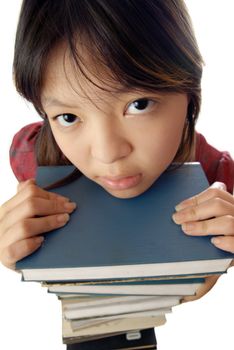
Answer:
[
  {"xmin": 17, "ymin": 178, "xmax": 36, "ymax": 193},
  {"xmin": 210, "ymin": 181, "xmax": 227, "ymax": 191}
]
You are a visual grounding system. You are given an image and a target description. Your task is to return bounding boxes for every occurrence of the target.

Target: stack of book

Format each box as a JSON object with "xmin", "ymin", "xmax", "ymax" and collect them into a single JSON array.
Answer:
[{"xmin": 16, "ymin": 164, "xmax": 233, "ymax": 346}]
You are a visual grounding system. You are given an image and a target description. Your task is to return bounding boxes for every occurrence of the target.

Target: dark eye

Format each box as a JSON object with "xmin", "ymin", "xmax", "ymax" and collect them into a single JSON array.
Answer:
[
  {"xmin": 56, "ymin": 114, "xmax": 80, "ymax": 126},
  {"xmin": 126, "ymin": 98, "xmax": 155, "ymax": 115}
]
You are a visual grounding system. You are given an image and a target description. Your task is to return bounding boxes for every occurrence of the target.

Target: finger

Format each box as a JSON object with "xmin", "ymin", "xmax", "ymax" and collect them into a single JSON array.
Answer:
[
  {"xmin": 210, "ymin": 182, "xmax": 227, "ymax": 191},
  {"xmin": 181, "ymin": 274, "xmax": 220, "ymax": 303},
  {"xmin": 175, "ymin": 182, "xmax": 234, "ymax": 211},
  {"xmin": 211, "ymin": 236, "xmax": 234, "ymax": 254},
  {"xmin": 17, "ymin": 179, "xmax": 36, "ymax": 193},
  {"xmin": 1, "ymin": 236, "xmax": 45, "ymax": 270},
  {"xmin": 1, "ymin": 182, "xmax": 71, "ymax": 219},
  {"xmin": 181, "ymin": 215, "xmax": 234, "ymax": 236},
  {"xmin": 3, "ymin": 213, "xmax": 70, "ymax": 246},
  {"xmin": 0, "ymin": 182, "xmax": 75, "ymax": 230},
  {"xmin": 2, "ymin": 196, "xmax": 75, "ymax": 237},
  {"xmin": 172, "ymin": 197, "xmax": 234, "ymax": 224},
  {"xmin": 18, "ymin": 180, "xmax": 70, "ymax": 202}
]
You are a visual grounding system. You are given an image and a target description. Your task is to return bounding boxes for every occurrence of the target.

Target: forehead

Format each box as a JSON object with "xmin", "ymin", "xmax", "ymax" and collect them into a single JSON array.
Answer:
[{"xmin": 42, "ymin": 41, "xmax": 123, "ymax": 104}]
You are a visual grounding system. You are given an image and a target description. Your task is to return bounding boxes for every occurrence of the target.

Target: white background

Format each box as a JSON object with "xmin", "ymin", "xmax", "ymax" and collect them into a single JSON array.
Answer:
[{"xmin": 0, "ymin": 1, "xmax": 233, "ymax": 349}]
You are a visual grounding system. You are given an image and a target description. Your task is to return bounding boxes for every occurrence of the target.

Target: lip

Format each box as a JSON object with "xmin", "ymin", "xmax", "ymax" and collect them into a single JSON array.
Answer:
[{"xmin": 98, "ymin": 174, "xmax": 142, "ymax": 191}]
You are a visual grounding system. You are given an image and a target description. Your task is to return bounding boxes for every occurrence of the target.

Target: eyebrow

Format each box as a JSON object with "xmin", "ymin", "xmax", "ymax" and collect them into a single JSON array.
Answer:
[
  {"xmin": 42, "ymin": 97, "xmax": 80, "ymax": 109},
  {"xmin": 42, "ymin": 88, "xmax": 151, "ymax": 109}
]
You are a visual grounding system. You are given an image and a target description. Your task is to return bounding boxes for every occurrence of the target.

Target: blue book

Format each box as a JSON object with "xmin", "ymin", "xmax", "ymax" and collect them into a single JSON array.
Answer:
[{"xmin": 16, "ymin": 163, "xmax": 233, "ymax": 282}]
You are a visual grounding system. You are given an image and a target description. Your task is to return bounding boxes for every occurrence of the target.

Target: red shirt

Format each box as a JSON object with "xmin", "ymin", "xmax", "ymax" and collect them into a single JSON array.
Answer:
[{"xmin": 9, "ymin": 122, "xmax": 234, "ymax": 194}]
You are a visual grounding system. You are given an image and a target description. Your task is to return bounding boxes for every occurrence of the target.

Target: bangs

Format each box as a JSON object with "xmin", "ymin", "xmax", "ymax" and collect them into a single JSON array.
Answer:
[
  {"xmin": 14, "ymin": 0, "xmax": 203, "ymax": 116},
  {"xmin": 63, "ymin": 0, "xmax": 202, "ymax": 93}
]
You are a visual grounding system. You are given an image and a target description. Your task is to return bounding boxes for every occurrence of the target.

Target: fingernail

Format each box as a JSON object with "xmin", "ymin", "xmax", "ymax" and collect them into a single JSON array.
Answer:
[
  {"xmin": 211, "ymin": 182, "xmax": 226, "ymax": 191},
  {"xmin": 175, "ymin": 200, "xmax": 190, "ymax": 212},
  {"xmin": 211, "ymin": 237, "xmax": 221, "ymax": 245},
  {"xmin": 57, "ymin": 213, "xmax": 70, "ymax": 224},
  {"xmin": 64, "ymin": 202, "xmax": 77, "ymax": 210},
  {"xmin": 175, "ymin": 203, "xmax": 184, "ymax": 212},
  {"xmin": 172, "ymin": 213, "xmax": 179, "ymax": 224},
  {"xmin": 172, "ymin": 212, "xmax": 185, "ymax": 224},
  {"xmin": 35, "ymin": 236, "xmax": 44, "ymax": 244},
  {"xmin": 57, "ymin": 196, "xmax": 70, "ymax": 202},
  {"xmin": 182, "ymin": 223, "xmax": 195, "ymax": 233}
]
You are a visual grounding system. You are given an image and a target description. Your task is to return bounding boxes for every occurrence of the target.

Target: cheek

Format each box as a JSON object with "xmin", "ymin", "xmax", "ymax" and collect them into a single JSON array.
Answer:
[
  {"xmin": 49, "ymin": 126, "xmax": 83, "ymax": 165},
  {"xmin": 54, "ymin": 134, "xmax": 91, "ymax": 174},
  {"xmin": 144, "ymin": 116, "xmax": 185, "ymax": 157},
  {"xmin": 162, "ymin": 116, "xmax": 186, "ymax": 154},
  {"xmin": 139, "ymin": 109, "xmax": 187, "ymax": 172}
]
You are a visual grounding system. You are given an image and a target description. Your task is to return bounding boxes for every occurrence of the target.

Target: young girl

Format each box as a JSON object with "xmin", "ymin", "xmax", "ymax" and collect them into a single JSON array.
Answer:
[{"xmin": 0, "ymin": 0, "xmax": 233, "ymax": 349}]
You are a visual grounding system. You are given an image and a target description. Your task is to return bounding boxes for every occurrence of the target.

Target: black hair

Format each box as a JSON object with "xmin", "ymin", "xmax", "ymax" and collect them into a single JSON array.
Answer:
[{"xmin": 13, "ymin": 0, "xmax": 203, "ymax": 167}]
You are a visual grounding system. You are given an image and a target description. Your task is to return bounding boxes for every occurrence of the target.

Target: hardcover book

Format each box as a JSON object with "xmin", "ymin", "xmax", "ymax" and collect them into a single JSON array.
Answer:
[{"xmin": 16, "ymin": 163, "xmax": 234, "ymax": 281}]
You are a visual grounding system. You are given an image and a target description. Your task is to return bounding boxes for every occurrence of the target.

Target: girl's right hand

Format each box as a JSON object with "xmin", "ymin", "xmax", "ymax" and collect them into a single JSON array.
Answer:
[{"xmin": 0, "ymin": 179, "xmax": 76, "ymax": 270}]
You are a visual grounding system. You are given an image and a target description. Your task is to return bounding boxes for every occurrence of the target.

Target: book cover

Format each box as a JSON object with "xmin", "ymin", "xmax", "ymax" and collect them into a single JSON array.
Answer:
[{"xmin": 16, "ymin": 163, "xmax": 234, "ymax": 281}]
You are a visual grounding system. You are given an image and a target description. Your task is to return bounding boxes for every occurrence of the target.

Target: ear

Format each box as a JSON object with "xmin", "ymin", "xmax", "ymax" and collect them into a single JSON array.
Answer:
[{"xmin": 186, "ymin": 95, "xmax": 194, "ymax": 123}]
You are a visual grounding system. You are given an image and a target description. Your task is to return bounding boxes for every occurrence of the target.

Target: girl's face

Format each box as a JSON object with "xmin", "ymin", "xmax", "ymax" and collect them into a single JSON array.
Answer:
[{"xmin": 42, "ymin": 44, "xmax": 189, "ymax": 198}]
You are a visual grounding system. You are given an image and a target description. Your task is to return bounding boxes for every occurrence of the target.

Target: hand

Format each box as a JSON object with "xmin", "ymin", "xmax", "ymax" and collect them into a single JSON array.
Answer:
[
  {"xmin": 181, "ymin": 274, "xmax": 220, "ymax": 303},
  {"xmin": 172, "ymin": 181, "xmax": 234, "ymax": 302},
  {"xmin": 0, "ymin": 179, "xmax": 76, "ymax": 270},
  {"xmin": 172, "ymin": 182, "xmax": 234, "ymax": 253}
]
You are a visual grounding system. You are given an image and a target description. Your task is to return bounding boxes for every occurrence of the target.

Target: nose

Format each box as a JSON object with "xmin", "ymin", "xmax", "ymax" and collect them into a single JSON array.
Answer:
[{"xmin": 91, "ymin": 120, "xmax": 132, "ymax": 164}]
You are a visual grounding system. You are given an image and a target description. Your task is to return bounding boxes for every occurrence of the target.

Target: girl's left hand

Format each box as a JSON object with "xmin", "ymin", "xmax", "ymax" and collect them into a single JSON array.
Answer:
[
  {"xmin": 172, "ymin": 181, "xmax": 234, "ymax": 254},
  {"xmin": 172, "ymin": 181, "xmax": 234, "ymax": 303}
]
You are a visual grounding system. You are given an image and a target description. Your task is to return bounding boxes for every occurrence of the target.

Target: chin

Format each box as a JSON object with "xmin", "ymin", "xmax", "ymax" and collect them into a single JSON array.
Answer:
[{"xmin": 103, "ymin": 184, "xmax": 151, "ymax": 199}]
